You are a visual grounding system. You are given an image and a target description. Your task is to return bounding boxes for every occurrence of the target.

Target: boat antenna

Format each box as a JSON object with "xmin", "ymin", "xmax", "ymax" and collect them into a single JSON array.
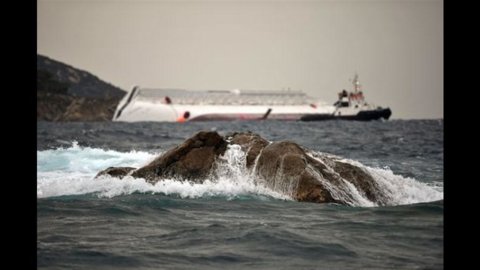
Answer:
[{"xmin": 353, "ymin": 72, "xmax": 361, "ymax": 93}]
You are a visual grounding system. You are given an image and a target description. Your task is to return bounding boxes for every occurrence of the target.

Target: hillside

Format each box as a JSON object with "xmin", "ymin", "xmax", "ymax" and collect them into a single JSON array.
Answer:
[{"xmin": 37, "ymin": 55, "xmax": 126, "ymax": 121}]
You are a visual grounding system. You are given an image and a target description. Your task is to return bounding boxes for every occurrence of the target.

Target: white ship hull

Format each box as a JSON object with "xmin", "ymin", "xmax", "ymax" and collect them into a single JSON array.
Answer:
[
  {"xmin": 116, "ymin": 102, "xmax": 336, "ymax": 122},
  {"xmin": 113, "ymin": 87, "xmax": 336, "ymax": 122}
]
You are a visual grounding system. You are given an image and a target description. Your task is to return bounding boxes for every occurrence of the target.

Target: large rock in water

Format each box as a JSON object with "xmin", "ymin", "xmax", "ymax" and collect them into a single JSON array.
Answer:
[
  {"xmin": 96, "ymin": 167, "xmax": 136, "ymax": 179},
  {"xmin": 253, "ymin": 140, "xmax": 338, "ymax": 203},
  {"xmin": 252, "ymin": 140, "xmax": 388, "ymax": 204},
  {"xmin": 96, "ymin": 131, "xmax": 389, "ymax": 205},
  {"xmin": 130, "ymin": 131, "xmax": 227, "ymax": 183}
]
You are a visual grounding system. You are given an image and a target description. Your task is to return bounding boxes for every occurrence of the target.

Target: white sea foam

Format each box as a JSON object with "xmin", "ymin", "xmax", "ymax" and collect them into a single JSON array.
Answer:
[
  {"xmin": 37, "ymin": 141, "xmax": 157, "ymax": 173},
  {"xmin": 320, "ymin": 156, "xmax": 443, "ymax": 206},
  {"xmin": 37, "ymin": 143, "xmax": 289, "ymax": 200},
  {"xmin": 302, "ymin": 152, "xmax": 443, "ymax": 207},
  {"xmin": 364, "ymin": 166, "xmax": 443, "ymax": 205},
  {"xmin": 37, "ymin": 142, "xmax": 443, "ymax": 206}
]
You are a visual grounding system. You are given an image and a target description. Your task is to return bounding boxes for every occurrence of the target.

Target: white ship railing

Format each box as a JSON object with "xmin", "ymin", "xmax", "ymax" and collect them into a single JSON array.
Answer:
[{"xmin": 134, "ymin": 88, "xmax": 319, "ymax": 106}]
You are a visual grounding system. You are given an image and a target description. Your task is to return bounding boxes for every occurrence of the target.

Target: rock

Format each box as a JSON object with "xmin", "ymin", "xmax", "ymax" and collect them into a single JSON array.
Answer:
[
  {"xmin": 130, "ymin": 131, "xmax": 227, "ymax": 183},
  {"xmin": 95, "ymin": 166, "xmax": 136, "ymax": 179},
  {"xmin": 254, "ymin": 141, "xmax": 340, "ymax": 203},
  {"xmin": 330, "ymin": 159, "xmax": 389, "ymax": 205},
  {"xmin": 37, "ymin": 54, "xmax": 125, "ymax": 122},
  {"xmin": 96, "ymin": 131, "xmax": 389, "ymax": 205}
]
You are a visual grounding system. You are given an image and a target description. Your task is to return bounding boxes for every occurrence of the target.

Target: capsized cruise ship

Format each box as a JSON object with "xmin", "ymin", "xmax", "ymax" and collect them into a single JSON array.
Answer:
[{"xmin": 113, "ymin": 74, "xmax": 391, "ymax": 122}]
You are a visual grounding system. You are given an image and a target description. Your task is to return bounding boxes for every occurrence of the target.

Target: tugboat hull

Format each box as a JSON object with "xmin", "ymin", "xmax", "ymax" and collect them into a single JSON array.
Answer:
[{"xmin": 300, "ymin": 108, "xmax": 392, "ymax": 121}]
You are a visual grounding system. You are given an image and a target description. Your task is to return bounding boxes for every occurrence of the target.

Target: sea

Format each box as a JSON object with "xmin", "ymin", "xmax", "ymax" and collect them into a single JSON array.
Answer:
[{"xmin": 37, "ymin": 119, "xmax": 444, "ymax": 269}]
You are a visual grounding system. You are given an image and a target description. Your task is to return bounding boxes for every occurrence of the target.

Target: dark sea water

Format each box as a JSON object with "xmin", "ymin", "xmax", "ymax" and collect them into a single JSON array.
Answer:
[{"xmin": 37, "ymin": 120, "xmax": 443, "ymax": 269}]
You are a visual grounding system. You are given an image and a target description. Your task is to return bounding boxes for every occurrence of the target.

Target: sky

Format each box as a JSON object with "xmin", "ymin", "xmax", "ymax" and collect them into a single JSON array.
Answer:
[{"xmin": 37, "ymin": 0, "xmax": 443, "ymax": 119}]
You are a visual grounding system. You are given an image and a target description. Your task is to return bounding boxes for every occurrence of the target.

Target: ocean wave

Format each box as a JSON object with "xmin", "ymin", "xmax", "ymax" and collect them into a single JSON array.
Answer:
[
  {"xmin": 37, "ymin": 143, "xmax": 290, "ymax": 200},
  {"xmin": 37, "ymin": 141, "xmax": 158, "ymax": 173},
  {"xmin": 322, "ymin": 156, "xmax": 444, "ymax": 206},
  {"xmin": 37, "ymin": 142, "xmax": 443, "ymax": 206}
]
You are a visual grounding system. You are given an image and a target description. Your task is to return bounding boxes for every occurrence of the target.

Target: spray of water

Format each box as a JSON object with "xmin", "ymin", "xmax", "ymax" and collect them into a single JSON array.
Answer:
[{"xmin": 37, "ymin": 142, "xmax": 443, "ymax": 206}]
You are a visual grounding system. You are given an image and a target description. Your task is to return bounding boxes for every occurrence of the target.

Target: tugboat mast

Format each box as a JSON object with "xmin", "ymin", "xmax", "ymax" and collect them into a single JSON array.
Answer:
[{"xmin": 353, "ymin": 73, "xmax": 361, "ymax": 93}]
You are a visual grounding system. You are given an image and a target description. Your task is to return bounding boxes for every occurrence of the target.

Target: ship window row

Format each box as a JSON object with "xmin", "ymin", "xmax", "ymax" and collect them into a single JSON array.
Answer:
[
  {"xmin": 137, "ymin": 97, "xmax": 310, "ymax": 105},
  {"xmin": 136, "ymin": 90, "xmax": 311, "ymax": 105}
]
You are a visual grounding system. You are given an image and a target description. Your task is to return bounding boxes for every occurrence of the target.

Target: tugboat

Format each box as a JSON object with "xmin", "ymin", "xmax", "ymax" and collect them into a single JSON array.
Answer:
[{"xmin": 300, "ymin": 74, "xmax": 392, "ymax": 121}]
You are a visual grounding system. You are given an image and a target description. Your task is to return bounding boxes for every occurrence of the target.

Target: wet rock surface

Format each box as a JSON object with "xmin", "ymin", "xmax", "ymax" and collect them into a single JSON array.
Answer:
[
  {"xmin": 96, "ymin": 167, "xmax": 136, "ymax": 179},
  {"xmin": 97, "ymin": 131, "xmax": 388, "ymax": 205},
  {"xmin": 227, "ymin": 132, "xmax": 269, "ymax": 168},
  {"xmin": 130, "ymin": 131, "xmax": 227, "ymax": 183}
]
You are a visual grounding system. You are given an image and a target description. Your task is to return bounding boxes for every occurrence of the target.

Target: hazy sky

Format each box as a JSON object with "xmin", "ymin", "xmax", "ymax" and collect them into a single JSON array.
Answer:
[{"xmin": 38, "ymin": 0, "xmax": 443, "ymax": 119}]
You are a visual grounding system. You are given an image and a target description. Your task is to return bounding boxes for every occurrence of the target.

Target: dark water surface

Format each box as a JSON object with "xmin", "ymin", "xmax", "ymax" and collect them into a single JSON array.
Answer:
[{"xmin": 37, "ymin": 120, "xmax": 443, "ymax": 269}]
